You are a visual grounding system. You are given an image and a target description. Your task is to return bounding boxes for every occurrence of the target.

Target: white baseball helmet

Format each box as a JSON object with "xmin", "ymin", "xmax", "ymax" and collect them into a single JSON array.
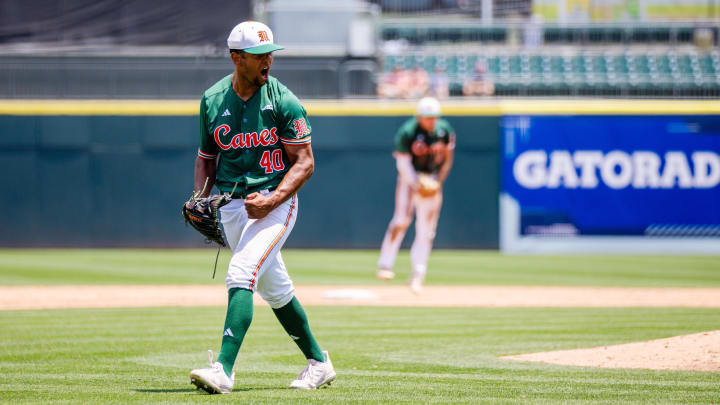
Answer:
[
  {"xmin": 417, "ymin": 97, "xmax": 441, "ymax": 117},
  {"xmin": 227, "ymin": 21, "xmax": 284, "ymax": 54}
]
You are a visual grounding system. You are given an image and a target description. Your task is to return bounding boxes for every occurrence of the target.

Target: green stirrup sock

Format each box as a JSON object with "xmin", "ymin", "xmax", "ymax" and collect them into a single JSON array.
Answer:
[
  {"xmin": 272, "ymin": 296, "xmax": 325, "ymax": 362},
  {"xmin": 217, "ymin": 288, "xmax": 253, "ymax": 377}
]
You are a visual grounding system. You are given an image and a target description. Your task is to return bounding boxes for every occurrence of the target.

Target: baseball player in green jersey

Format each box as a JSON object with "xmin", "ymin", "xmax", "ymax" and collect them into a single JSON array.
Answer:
[
  {"xmin": 188, "ymin": 21, "xmax": 335, "ymax": 393},
  {"xmin": 376, "ymin": 97, "xmax": 456, "ymax": 293}
]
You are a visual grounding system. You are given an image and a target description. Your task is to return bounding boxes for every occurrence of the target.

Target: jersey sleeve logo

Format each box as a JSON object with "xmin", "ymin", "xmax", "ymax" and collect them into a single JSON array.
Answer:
[{"xmin": 291, "ymin": 118, "xmax": 311, "ymax": 138}]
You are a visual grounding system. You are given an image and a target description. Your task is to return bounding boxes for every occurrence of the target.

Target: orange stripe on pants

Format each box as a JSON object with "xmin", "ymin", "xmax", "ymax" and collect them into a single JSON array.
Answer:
[{"xmin": 249, "ymin": 195, "xmax": 296, "ymax": 290}]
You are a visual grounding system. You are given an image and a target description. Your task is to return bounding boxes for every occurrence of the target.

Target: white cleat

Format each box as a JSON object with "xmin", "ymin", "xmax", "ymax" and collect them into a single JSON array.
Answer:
[
  {"xmin": 189, "ymin": 350, "xmax": 234, "ymax": 394},
  {"xmin": 289, "ymin": 351, "xmax": 336, "ymax": 390},
  {"xmin": 409, "ymin": 274, "xmax": 424, "ymax": 294},
  {"xmin": 376, "ymin": 268, "xmax": 396, "ymax": 280}
]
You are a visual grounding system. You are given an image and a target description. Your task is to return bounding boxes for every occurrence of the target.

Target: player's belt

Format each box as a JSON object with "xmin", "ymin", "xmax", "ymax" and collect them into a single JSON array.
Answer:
[{"xmin": 233, "ymin": 186, "xmax": 277, "ymax": 199}]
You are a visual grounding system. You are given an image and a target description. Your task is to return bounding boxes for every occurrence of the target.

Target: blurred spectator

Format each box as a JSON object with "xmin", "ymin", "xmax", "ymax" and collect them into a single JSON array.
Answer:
[
  {"xmin": 462, "ymin": 61, "xmax": 494, "ymax": 97},
  {"xmin": 377, "ymin": 66, "xmax": 430, "ymax": 99},
  {"xmin": 378, "ymin": 66, "xmax": 411, "ymax": 99},
  {"xmin": 378, "ymin": 65, "xmax": 432, "ymax": 99},
  {"xmin": 406, "ymin": 66, "xmax": 430, "ymax": 99},
  {"xmin": 429, "ymin": 67, "xmax": 450, "ymax": 99}
]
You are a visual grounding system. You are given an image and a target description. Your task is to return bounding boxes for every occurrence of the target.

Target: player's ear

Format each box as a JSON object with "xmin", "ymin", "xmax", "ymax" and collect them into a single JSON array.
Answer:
[{"xmin": 229, "ymin": 50, "xmax": 243, "ymax": 65}]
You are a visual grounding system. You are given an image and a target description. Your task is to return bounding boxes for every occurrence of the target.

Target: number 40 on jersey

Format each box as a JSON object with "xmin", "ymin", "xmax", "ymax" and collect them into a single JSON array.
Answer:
[{"xmin": 260, "ymin": 149, "xmax": 285, "ymax": 174}]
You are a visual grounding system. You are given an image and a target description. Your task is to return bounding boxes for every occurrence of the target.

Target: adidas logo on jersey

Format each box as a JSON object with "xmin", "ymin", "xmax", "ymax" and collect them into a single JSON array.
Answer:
[
  {"xmin": 262, "ymin": 104, "xmax": 273, "ymax": 111},
  {"xmin": 222, "ymin": 109, "xmax": 231, "ymax": 117},
  {"xmin": 223, "ymin": 328, "xmax": 234, "ymax": 337}
]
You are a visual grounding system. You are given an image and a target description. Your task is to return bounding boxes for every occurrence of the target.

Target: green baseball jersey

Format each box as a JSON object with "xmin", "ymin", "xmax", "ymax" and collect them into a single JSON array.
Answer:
[
  {"xmin": 197, "ymin": 74, "xmax": 311, "ymax": 197},
  {"xmin": 394, "ymin": 117, "xmax": 454, "ymax": 174}
]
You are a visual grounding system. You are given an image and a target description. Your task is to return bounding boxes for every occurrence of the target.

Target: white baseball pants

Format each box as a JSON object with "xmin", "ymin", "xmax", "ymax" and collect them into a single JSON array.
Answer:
[
  {"xmin": 220, "ymin": 191, "xmax": 297, "ymax": 309},
  {"xmin": 378, "ymin": 176, "xmax": 443, "ymax": 277}
]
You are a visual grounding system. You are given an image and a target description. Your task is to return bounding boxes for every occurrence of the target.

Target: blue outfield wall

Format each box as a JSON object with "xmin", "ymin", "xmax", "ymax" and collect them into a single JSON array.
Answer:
[
  {"xmin": 0, "ymin": 112, "xmax": 500, "ymax": 248},
  {"xmin": 499, "ymin": 114, "xmax": 720, "ymax": 254}
]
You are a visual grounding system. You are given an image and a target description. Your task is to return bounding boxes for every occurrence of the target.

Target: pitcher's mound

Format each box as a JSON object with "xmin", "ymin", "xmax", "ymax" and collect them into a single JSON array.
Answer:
[{"xmin": 502, "ymin": 330, "xmax": 720, "ymax": 371}]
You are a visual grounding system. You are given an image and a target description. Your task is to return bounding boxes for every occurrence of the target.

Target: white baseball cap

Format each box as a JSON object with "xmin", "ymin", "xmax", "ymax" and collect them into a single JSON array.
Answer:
[
  {"xmin": 417, "ymin": 97, "xmax": 441, "ymax": 117},
  {"xmin": 227, "ymin": 21, "xmax": 284, "ymax": 54}
]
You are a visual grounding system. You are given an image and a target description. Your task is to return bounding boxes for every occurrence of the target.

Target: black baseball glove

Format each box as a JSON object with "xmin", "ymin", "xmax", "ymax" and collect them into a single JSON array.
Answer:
[{"xmin": 182, "ymin": 192, "xmax": 232, "ymax": 247}]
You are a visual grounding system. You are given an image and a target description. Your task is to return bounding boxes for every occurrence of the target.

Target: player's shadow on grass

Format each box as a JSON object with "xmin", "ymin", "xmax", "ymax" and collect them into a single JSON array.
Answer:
[
  {"xmin": 135, "ymin": 387, "xmax": 276, "ymax": 393},
  {"xmin": 135, "ymin": 388, "xmax": 196, "ymax": 393}
]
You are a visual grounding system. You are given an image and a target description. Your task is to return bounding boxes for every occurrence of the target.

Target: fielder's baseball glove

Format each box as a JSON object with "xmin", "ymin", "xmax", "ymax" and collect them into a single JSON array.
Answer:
[
  {"xmin": 417, "ymin": 174, "xmax": 440, "ymax": 198},
  {"xmin": 182, "ymin": 192, "xmax": 232, "ymax": 247}
]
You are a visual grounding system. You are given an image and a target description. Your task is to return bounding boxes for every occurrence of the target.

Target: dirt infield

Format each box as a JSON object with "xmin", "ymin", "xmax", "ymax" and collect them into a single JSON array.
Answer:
[
  {"xmin": 2, "ymin": 285, "xmax": 720, "ymax": 310},
  {"xmin": 3, "ymin": 285, "xmax": 718, "ymax": 372},
  {"xmin": 502, "ymin": 330, "xmax": 720, "ymax": 372}
]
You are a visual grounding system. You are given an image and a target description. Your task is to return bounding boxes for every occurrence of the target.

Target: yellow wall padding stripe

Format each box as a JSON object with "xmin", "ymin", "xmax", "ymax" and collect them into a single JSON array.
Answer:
[
  {"xmin": 311, "ymin": 99, "xmax": 720, "ymax": 115},
  {"xmin": 1, "ymin": 99, "xmax": 720, "ymax": 116},
  {"xmin": 0, "ymin": 100, "xmax": 199, "ymax": 116}
]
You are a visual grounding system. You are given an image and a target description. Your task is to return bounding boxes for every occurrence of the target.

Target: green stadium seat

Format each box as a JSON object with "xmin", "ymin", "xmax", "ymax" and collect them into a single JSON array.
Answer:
[
  {"xmin": 615, "ymin": 55, "xmax": 630, "ymax": 73},
  {"xmin": 636, "ymin": 55, "xmax": 651, "ymax": 73},
  {"xmin": 508, "ymin": 56, "xmax": 522, "ymax": 74},
  {"xmin": 487, "ymin": 56, "xmax": 500, "ymax": 74},
  {"xmin": 657, "ymin": 55, "xmax": 672, "ymax": 74}
]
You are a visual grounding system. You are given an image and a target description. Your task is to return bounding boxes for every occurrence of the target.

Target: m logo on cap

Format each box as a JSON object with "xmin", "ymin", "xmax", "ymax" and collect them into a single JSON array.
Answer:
[{"xmin": 258, "ymin": 31, "xmax": 270, "ymax": 42}]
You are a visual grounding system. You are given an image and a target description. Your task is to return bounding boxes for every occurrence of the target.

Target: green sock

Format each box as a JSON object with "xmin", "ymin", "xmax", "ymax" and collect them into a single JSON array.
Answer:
[
  {"xmin": 272, "ymin": 296, "xmax": 325, "ymax": 362},
  {"xmin": 217, "ymin": 288, "xmax": 253, "ymax": 377}
]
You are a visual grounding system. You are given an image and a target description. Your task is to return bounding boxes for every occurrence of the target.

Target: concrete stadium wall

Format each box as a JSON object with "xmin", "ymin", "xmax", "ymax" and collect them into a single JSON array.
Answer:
[{"xmin": 0, "ymin": 101, "xmax": 500, "ymax": 248}]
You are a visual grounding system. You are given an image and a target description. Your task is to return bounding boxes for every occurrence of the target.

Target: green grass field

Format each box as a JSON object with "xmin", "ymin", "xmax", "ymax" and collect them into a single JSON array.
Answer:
[
  {"xmin": 1, "ymin": 248, "xmax": 719, "ymax": 286},
  {"xmin": 1, "ymin": 249, "xmax": 719, "ymax": 404}
]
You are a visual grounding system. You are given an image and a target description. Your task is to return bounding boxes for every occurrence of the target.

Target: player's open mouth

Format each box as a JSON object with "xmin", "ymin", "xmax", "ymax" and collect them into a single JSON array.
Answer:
[{"xmin": 261, "ymin": 68, "xmax": 269, "ymax": 79}]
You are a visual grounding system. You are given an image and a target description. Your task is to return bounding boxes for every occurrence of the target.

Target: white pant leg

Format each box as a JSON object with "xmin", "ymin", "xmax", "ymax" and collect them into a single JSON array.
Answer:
[
  {"xmin": 410, "ymin": 191, "xmax": 443, "ymax": 277},
  {"xmin": 220, "ymin": 199, "xmax": 248, "ymax": 251},
  {"xmin": 256, "ymin": 251, "xmax": 295, "ymax": 309},
  {"xmin": 222, "ymin": 194, "xmax": 298, "ymax": 295},
  {"xmin": 378, "ymin": 176, "xmax": 415, "ymax": 270}
]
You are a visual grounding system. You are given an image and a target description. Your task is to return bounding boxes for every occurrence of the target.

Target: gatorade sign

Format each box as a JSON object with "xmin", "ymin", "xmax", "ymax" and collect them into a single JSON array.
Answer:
[
  {"xmin": 502, "ymin": 115, "xmax": 720, "ymax": 237},
  {"xmin": 513, "ymin": 150, "xmax": 720, "ymax": 189}
]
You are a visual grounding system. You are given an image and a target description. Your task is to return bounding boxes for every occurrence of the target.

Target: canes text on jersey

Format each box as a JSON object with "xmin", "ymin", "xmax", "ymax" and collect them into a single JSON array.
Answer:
[{"xmin": 213, "ymin": 125, "xmax": 279, "ymax": 150}]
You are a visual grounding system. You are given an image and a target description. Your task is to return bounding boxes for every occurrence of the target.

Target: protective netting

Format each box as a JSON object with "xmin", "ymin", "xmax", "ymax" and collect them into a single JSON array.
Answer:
[{"xmin": 0, "ymin": 0, "xmax": 250, "ymax": 47}]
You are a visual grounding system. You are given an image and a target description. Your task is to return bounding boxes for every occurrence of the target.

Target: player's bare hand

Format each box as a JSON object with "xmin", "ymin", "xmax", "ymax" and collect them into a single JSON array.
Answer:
[{"xmin": 244, "ymin": 192, "xmax": 275, "ymax": 219}]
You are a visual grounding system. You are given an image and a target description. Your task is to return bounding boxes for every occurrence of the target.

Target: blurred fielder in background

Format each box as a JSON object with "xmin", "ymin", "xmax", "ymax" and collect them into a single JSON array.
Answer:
[
  {"xmin": 377, "ymin": 97, "xmax": 456, "ymax": 293},
  {"xmin": 187, "ymin": 21, "xmax": 335, "ymax": 394}
]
